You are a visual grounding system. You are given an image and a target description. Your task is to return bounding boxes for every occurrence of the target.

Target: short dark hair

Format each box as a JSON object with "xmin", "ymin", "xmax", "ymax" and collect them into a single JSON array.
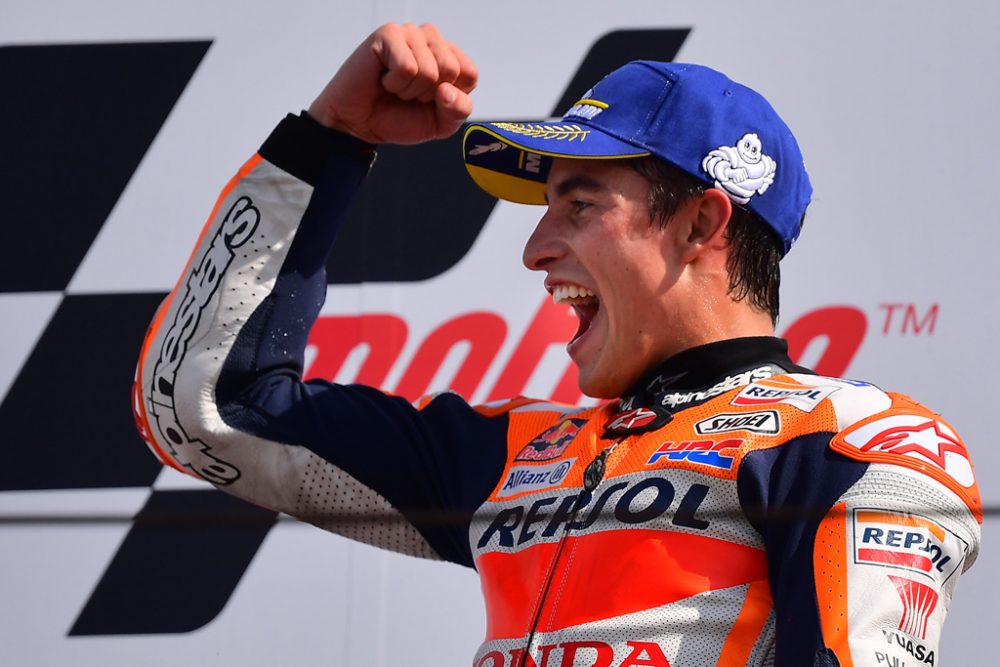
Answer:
[{"xmin": 627, "ymin": 155, "xmax": 784, "ymax": 324}]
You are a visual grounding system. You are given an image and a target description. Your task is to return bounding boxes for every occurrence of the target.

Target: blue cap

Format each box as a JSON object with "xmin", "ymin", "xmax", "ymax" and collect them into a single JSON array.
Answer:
[{"xmin": 463, "ymin": 61, "xmax": 812, "ymax": 255}]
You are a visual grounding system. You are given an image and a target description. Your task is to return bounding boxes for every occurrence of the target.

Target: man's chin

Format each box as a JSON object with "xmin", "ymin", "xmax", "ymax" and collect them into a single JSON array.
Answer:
[{"xmin": 576, "ymin": 364, "xmax": 630, "ymax": 400}]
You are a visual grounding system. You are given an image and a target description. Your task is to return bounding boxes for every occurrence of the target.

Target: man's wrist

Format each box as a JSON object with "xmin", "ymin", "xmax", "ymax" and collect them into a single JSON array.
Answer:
[{"xmin": 259, "ymin": 112, "xmax": 376, "ymax": 185}]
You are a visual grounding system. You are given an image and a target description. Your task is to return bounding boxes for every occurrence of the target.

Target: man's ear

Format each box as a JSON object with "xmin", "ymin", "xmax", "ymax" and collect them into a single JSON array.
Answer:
[{"xmin": 679, "ymin": 188, "xmax": 732, "ymax": 262}]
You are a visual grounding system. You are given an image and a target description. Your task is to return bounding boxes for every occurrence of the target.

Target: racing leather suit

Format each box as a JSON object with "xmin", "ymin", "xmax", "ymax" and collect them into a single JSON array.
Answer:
[{"xmin": 133, "ymin": 113, "xmax": 982, "ymax": 667}]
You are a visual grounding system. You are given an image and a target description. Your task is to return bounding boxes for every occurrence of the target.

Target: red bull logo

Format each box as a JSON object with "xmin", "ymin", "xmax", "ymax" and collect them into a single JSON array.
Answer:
[{"xmin": 516, "ymin": 418, "xmax": 588, "ymax": 462}]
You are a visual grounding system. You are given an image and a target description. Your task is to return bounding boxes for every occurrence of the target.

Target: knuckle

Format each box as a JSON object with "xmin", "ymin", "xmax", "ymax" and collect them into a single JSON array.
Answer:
[
  {"xmin": 438, "ymin": 57, "xmax": 460, "ymax": 82},
  {"xmin": 415, "ymin": 64, "xmax": 438, "ymax": 86},
  {"xmin": 419, "ymin": 23, "xmax": 441, "ymax": 38},
  {"xmin": 463, "ymin": 62, "xmax": 480, "ymax": 82},
  {"xmin": 398, "ymin": 57, "xmax": 420, "ymax": 78},
  {"xmin": 377, "ymin": 22, "xmax": 401, "ymax": 37}
]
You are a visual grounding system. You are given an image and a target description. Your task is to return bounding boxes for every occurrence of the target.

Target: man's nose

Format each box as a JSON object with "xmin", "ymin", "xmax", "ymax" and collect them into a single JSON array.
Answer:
[{"xmin": 522, "ymin": 209, "xmax": 562, "ymax": 271}]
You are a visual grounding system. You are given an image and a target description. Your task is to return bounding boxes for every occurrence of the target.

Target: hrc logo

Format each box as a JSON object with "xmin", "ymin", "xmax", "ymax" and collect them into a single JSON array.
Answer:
[{"xmin": 646, "ymin": 438, "xmax": 743, "ymax": 470}]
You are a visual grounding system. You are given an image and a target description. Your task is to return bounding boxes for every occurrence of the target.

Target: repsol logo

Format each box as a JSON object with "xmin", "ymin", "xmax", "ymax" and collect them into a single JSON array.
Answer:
[
  {"xmin": 477, "ymin": 477, "xmax": 711, "ymax": 549},
  {"xmin": 859, "ymin": 526, "xmax": 952, "ymax": 573},
  {"xmin": 731, "ymin": 380, "xmax": 838, "ymax": 412},
  {"xmin": 852, "ymin": 510, "xmax": 966, "ymax": 580}
]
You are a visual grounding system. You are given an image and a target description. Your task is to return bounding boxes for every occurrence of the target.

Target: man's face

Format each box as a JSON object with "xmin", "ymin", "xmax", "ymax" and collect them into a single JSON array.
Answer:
[{"xmin": 523, "ymin": 158, "xmax": 688, "ymax": 398}]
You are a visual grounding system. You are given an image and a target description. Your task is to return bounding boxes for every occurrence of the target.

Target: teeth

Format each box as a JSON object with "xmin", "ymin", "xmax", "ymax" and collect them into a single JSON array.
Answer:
[{"xmin": 552, "ymin": 284, "xmax": 596, "ymax": 304}]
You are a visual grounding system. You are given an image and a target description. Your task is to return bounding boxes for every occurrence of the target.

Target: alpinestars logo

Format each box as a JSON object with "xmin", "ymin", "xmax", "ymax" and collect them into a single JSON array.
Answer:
[
  {"xmin": 0, "ymin": 30, "xmax": 692, "ymax": 636},
  {"xmin": 144, "ymin": 196, "xmax": 259, "ymax": 485},
  {"xmin": 603, "ymin": 406, "xmax": 673, "ymax": 437},
  {"xmin": 660, "ymin": 366, "xmax": 775, "ymax": 408},
  {"xmin": 845, "ymin": 416, "xmax": 974, "ymax": 488}
]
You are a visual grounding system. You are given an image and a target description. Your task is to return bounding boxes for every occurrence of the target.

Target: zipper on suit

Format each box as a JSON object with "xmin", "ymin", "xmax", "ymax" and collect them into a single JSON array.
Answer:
[{"xmin": 516, "ymin": 436, "xmax": 623, "ymax": 666}]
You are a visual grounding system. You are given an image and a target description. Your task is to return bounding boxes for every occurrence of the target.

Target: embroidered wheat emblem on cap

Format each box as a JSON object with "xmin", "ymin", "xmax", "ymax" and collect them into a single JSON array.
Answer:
[{"xmin": 493, "ymin": 123, "xmax": 589, "ymax": 141}]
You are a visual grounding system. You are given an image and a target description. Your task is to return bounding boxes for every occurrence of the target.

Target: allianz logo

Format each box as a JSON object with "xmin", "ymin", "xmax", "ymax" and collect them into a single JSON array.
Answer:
[{"xmin": 497, "ymin": 459, "xmax": 574, "ymax": 498}]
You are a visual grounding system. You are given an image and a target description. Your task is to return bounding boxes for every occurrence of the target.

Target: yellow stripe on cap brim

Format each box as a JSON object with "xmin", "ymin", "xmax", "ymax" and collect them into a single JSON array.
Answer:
[
  {"xmin": 463, "ymin": 123, "xmax": 650, "ymax": 204},
  {"xmin": 466, "ymin": 164, "xmax": 548, "ymax": 205}
]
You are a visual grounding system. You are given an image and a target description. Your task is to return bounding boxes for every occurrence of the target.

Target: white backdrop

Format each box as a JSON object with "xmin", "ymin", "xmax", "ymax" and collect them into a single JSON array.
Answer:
[{"xmin": 1, "ymin": 1, "xmax": 996, "ymax": 664}]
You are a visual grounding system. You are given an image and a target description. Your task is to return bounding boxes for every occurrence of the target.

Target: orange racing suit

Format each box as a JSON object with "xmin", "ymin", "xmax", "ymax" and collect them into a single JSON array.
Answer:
[{"xmin": 133, "ymin": 113, "xmax": 981, "ymax": 666}]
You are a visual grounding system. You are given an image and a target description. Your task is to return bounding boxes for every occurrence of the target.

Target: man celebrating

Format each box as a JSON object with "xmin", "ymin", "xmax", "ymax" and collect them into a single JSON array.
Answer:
[{"xmin": 133, "ymin": 23, "xmax": 981, "ymax": 666}]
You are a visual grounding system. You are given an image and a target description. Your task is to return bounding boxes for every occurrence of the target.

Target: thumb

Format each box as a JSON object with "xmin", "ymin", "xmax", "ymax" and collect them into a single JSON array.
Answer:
[{"xmin": 433, "ymin": 82, "xmax": 473, "ymax": 138}]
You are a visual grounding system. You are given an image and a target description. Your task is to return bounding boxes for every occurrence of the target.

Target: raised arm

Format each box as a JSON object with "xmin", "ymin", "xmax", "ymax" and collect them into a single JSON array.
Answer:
[{"xmin": 131, "ymin": 24, "xmax": 504, "ymax": 566}]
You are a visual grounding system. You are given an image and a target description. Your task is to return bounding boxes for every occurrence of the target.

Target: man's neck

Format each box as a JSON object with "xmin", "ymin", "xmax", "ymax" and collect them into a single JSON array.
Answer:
[{"xmin": 617, "ymin": 336, "xmax": 810, "ymax": 413}]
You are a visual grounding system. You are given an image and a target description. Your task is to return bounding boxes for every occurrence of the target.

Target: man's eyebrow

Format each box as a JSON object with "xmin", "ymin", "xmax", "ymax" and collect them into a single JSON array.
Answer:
[{"xmin": 545, "ymin": 174, "xmax": 607, "ymax": 203}]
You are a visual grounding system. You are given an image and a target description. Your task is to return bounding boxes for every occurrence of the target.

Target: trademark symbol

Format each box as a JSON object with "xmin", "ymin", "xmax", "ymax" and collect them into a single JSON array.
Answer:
[{"xmin": 878, "ymin": 303, "xmax": 939, "ymax": 336}]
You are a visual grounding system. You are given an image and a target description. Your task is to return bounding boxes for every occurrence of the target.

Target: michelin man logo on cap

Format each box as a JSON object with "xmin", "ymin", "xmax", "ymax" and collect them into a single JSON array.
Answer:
[{"xmin": 702, "ymin": 133, "xmax": 777, "ymax": 205}]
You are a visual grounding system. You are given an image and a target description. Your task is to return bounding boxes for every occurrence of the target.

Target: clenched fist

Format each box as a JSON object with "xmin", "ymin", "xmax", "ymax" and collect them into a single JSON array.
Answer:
[{"xmin": 308, "ymin": 23, "xmax": 478, "ymax": 145}]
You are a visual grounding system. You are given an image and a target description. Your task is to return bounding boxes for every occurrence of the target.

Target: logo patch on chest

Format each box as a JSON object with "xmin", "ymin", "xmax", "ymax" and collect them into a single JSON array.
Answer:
[
  {"xmin": 646, "ymin": 438, "xmax": 744, "ymax": 470},
  {"xmin": 694, "ymin": 410, "xmax": 780, "ymax": 435},
  {"xmin": 603, "ymin": 406, "xmax": 673, "ymax": 438},
  {"xmin": 731, "ymin": 378, "xmax": 838, "ymax": 412},
  {"xmin": 496, "ymin": 459, "xmax": 576, "ymax": 498},
  {"xmin": 516, "ymin": 418, "xmax": 588, "ymax": 462}
]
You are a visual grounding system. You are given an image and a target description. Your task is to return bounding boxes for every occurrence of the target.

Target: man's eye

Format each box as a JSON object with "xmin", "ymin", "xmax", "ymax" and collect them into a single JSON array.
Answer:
[{"xmin": 571, "ymin": 200, "xmax": 591, "ymax": 213}]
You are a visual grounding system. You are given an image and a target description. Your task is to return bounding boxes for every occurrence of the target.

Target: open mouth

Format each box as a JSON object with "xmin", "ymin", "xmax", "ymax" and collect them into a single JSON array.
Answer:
[{"xmin": 552, "ymin": 284, "xmax": 600, "ymax": 344}]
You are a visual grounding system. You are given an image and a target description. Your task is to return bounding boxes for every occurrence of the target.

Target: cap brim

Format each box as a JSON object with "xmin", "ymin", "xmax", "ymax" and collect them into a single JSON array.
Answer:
[{"xmin": 463, "ymin": 121, "xmax": 650, "ymax": 204}]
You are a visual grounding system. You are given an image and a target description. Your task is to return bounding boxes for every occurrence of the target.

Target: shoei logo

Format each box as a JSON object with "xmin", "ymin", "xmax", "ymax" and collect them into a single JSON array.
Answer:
[
  {"xmin": 702, "ymin": 132, "xmax": 777, "ymax": 205},
  {"xmin": 694, "ymin": 410, "xmax": 780, "ymax": 435}
]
